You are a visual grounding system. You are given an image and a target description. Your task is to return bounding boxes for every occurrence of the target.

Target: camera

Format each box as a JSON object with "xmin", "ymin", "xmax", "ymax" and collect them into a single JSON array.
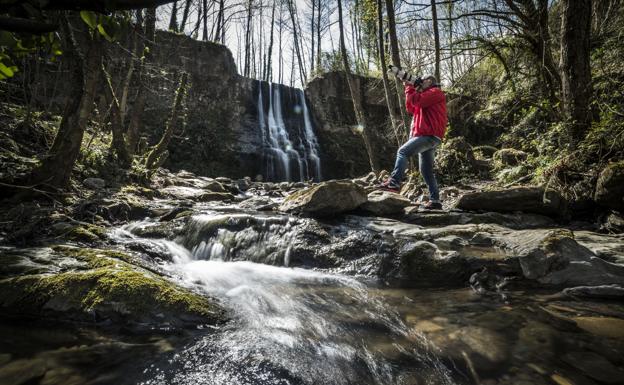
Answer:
[{"xmin": 387, "ymin": 64, "xmax": 422, "ymax": 86}]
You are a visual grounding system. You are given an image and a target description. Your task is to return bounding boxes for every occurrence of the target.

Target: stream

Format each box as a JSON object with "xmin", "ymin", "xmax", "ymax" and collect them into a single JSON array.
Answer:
[{"xmin": 1, "ymin": 200, "xmax": 624, "ymax": 385}]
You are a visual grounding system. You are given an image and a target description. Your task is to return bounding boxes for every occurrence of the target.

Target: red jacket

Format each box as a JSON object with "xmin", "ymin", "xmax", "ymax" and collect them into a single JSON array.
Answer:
[{"xmin": 405, "ymin": 85, "xmax": 447, "ymax": 139}]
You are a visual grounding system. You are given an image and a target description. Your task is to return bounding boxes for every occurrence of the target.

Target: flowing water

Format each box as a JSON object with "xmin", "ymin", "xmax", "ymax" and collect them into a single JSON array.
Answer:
[
  {"xmin": 2, "ymin": 210, "xmax": 624, "ymax": 385},
  {"xmin": 258, "ymin": 82, "xmax": 322, "ymax": 182}
]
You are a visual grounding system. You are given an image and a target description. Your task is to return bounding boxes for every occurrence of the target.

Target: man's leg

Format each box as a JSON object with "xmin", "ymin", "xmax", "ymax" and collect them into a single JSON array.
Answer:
[
  {"xmin": 390, "ymin": 136, "xmax": 437, "ymax": 184},
  {"xmin": 419, "ymin": 145, "xmax": 440, "ymax": 202}
]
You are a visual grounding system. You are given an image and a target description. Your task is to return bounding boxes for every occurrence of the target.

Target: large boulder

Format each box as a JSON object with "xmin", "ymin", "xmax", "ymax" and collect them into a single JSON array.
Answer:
[
  {"xmin": 505, "ymin": 229, "xmax": 624, "ymax": 287},
  {"xmin": 453, "ymin": 186, "xmax": 565, "ymax": 217},
  {"xmin": 279, "ymin": 181, "xmax": 367, "ymax": 216},
  {"xmin": 595, "ymin": 161, "xmax": 624, "ymax": 211},
  {"xmin": 0, "ymin": 246, "xmax": 227, "ymax": 329},
  {"xmin": 361, "ymin": 190, "xmax": 412, "ymax": 215}
]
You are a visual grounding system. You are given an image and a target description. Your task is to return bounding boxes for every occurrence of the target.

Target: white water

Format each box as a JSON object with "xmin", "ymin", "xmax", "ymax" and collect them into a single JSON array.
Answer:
[
  {"xmin": 258, "ymin": 82, "xmax": 322, "ymax": 182},
  {"xmin": 118, "ymin": 214, "xmax": 456, "ymax": 385}
]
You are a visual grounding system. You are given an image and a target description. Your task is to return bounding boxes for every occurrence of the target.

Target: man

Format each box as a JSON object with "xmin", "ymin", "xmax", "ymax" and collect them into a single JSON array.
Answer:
[{"xmin": 379, "ymin": 75, "xmax": 447, "ymax": 210}]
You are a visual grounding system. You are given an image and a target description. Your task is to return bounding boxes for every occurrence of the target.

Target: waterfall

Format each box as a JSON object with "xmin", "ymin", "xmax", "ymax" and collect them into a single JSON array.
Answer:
[
  {"xmin": 257, "ymin": 81, "xmax": 322, "ymax": 182},
  {"xmin": 299, "ymin": 89, "xmax": 322, "ymax": 181}
]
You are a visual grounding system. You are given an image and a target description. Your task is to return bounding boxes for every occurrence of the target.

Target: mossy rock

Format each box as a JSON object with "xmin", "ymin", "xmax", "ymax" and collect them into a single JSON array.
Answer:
[
  {"xmin": 493, "ymin": 148, "xmax": 528, "ymax": 168},
  {"xmin": 66, "ymin": 224, "xmax": 107, "ymax": 243},
  {"xmin": 0, "ymin": 245, "xmax": 227, "ymax": 328}
]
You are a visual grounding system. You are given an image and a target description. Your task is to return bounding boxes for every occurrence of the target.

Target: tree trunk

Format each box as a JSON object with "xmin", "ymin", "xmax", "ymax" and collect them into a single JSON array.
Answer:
[
  {"xmin": 337, "ymin": 0, "xmax": 378, "ymax": 173},
  {"xmin": 265, "ymin": 0, "xmax": 275, "ymax": 81},
  {"xmin": 384, "ymin": 0, "xmax": 408, "ymax": 139},
  {"xmin": 310, "ymin": 0, "xmax": 315, "ymax": 74},
  {"xmin": 169, "ymin": 1, "xmax": 178, "ymax": 31},
  {"xmin": 244, "ymin": 0, "xmax": 252, "ymax": 77},
  {"xmin": 29, "ymin": 17, "xmax": 101, "ymax": 190},
  {"xmin": 202, "ymin": 0, "xmax": 208, "ymax": 41},
  {"xmin": 127, "ymin": 7, "xmax": 155, "ymax": 156},
  {"xmin": 377, "ymin": 0, "xmax": 401, "ymax": 146},
  {"xmin": 316, "ymin": 0, "xmax": 321, "ymax": 69},
  {"xmin": 287, "ymin": 0, "xmax": 307, "ymax": 84},
  {"xmin": 560, "ymin": 0, "xmax": 592, "ymax": 145},
  {"xmin": 180, "ymin": 0, "xmax": 191, "ymax": 32},
  {"xmin": 215, "ymin": 0, "xmax": 224, "ymax": 42},
  {"xmin": 145, "ymin": 72, "xmax": 189, "ymax": 169},
  {"xmin": 430, "ymin": 0, "xmax": 440, "ymax": 82},
  {"xmin": 102, "ymin": 64, "xmax": 132, "ymax": 167}
]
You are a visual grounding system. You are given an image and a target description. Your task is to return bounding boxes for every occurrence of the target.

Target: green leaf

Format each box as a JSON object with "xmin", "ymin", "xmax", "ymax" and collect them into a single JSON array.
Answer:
[
  {"xmin": 80, "ymin": 11, "xmax": 98, "ymax": 30},
  {"xmin": 0, "ymin": 62, "xmax": 15, "ymax": 78},
  {"xmin": 0, "ymin": 31, "xmax": 18, "ymax": 49}
]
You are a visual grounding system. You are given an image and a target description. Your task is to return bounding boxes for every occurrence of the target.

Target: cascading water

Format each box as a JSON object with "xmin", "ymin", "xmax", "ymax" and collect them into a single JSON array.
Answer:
[
  {"xmin": 113, "ymin": 214, "xmax": 457, "ymax": 385},
  {"xmin": 257, "ymin": 82, "xmax": 322, "ymax": 182}
]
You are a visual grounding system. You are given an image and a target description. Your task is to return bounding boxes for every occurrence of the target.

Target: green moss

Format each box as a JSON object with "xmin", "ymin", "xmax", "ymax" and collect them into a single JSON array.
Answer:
[
  {"xmin": 65, "ymin": 224, "xmax": 107, "ymax": 243},
  {"xmin": 539, "ymin": 229, "xmax": 575, "ymax": 253},
  {"xmin": 0, "ymin": 246, "xmax": 225, "ymax": 326}
]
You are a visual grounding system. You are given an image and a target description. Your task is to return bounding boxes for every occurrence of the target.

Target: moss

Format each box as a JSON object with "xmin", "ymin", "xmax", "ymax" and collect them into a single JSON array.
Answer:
[
  {"xmin": 0, "ymin": 246, "xmax": 226, "ymax": 327},
  {"xmin": 174, "ymin": 210, "xmax": 194, "ymax": 219},
  {"xmin": 539, "ymin": 229, "xmax": 575, "ymax": 253},
  {"xmin": 65, "ymin": 224, "xmax": 107, "ymax": 243}
]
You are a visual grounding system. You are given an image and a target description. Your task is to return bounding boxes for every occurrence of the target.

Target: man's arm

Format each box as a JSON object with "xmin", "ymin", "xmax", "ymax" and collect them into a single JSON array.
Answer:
[{"xmin": 405, "ymin": 86, "xmax": 445, "ymax": 111}]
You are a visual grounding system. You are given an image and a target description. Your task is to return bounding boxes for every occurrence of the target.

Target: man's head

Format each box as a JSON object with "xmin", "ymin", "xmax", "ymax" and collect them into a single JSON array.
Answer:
[{"xmin": 421, "ymin": 75, "xmax": 438, "ymax": 90}]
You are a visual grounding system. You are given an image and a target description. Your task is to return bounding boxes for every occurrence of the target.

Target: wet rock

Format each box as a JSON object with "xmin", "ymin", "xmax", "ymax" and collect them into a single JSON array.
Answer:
[
  {"xmin": 602, "ymin": 211, "xmax": 624, "ymax": 234},
  {"xmin": 493, "ymin": 148, "xmax": 528, "ymax": 168},
  {"xmin": 457, "ymin": 326, "xmax": 509, "ymax": 365},
  {"xmin": 361, "ymin": 190, "xmax": 412, "ymax": 215},
  {"xmin": 562, "ymin": 351, "xmax": 624, "ymax": 383},
  {"xmin": 203, "ymin": 180, "xmax": 226, "ymax": 193},
  {"xmin": 197, "ymin": 191, "xmax": 235, "ymax": 202},
  {"xmin": 127, "ymin": 221, "xmax": 180, "ymax": 239},
  {"xmin": 595, "ymin": 161, "xmax": 624, "ymax": 211},
  {"xmin": 0, "ymin": 245, "xmax": 226, "ymax": 329},
  {"xmin": 573, "ymin": 316, "xmax": 624, "ymax": 338},
  {"xmin": 453, "ymin": 186, "xmax": 566, "ymax": 217},
  {"xmin": 0, "ymin": 357, "xmax": 47, "ymax": 385},
  {"xmin": 65, "ymin": 224, "xmax": 107, "ymax": 243},
  {"xmin": 562, "ymin": 284, "xmax": 624, "ymax": 300},
  {"xmin": 514, "ymin": 321, "xmax": 557, "ymax": 361},
  {"xmin": 279, "ymin": 181, "xmax": 367, "ymax": 217},
  {"xmin": 473, "ymin": 145, "xmax": 498, "ymax": 158},
  {"xmin": 159, "ymin": 207, "xmax": 193, "ymax": 222},
  {"xmin": 82, "ymin": 178, "xmax": 105, "ymax": 190},
  {"xmin": 403, "ymin": 209, "xmax": 554, "ymax": 229},
  {"xmin": 508, "ymin": 229, "xmax": 624, "ymax": 287},
  {"xmin": 215, "ymin": 177, "xmax": 232, "ymax": 184},
  {"xmin": 239, "ymin": 196, "xmax": 278, "ymax": 211},
  {"xmin": 378, "ymin": 240, "xmax": 472, "ymax": 287}
]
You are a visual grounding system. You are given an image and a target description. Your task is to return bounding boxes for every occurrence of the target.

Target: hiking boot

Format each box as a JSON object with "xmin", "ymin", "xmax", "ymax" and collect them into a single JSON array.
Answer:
[
  {"xmin": 377, "ymin": 178, "xmax": 401, "ymax": 193},
  {"xmin": 422, "ymin": 201, "xmax": 443, "ymax": 210}
]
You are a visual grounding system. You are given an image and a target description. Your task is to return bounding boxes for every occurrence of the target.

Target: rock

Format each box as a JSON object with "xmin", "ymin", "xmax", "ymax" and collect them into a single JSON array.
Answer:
[
  {"xmin": 361, "ymin": 190, "xmax": 412, "ymax": 215},
  {"xmin": 562, "ymin": 284, "xmax": 624, "ymax": 300},
  {"xmin": 595, "ymin": 161, "xmax": 624, "ymax": 211},
  {"xmin": 561, "ymin": 351, "xmax": 624, "ymax": 383},
  {"xmin": 507, "ymin": 229, "xmax": 624, "ymax": 287},
  {"xmin": 514, "ymin": 321, "xmax": 557, "ymax": 361},
  {"xmin": 203, "ymin": 180, "xmax": 226, "ymax": 193},
  {"xmin": 493, "ymin": 148, "xmax": 528, "ymax": 168},
  {"xmin": 215, "ymin": 177, "xmax": 232, "ymax": 184},
  {"xmin": 453, "ymin": 186, "xmax": 566, "ymax": 217},
  {"xmin": 378, "ymin": 240, "xmax": 472, "ymax": 287},
  {"xmin": 403, "ymin": 207, "xmax": 554, "ymax": 229},
  {"xmin": 159, "ymin": 207, "xmax": 194, "ymax": 221},
  {"xmin": 82, "ymin": 178, "xmax": 105, "ymax": 190},
  {"xmin": 279, "ymin": 181, "xmax": 367, "ymax": 216},
  {"xmin": 239, "ymin": 196, "xmax": 278, "ymax": 211},
  {"xmin": 0, "ymin": 246, "xmax": 226, "ymax": 329},
  {"xmin": 197, "ymin": 192, "xmax": 235, "ymax": 202},
  {"xmin": 457, "ymin": 326, "xmax": 509, "ymax": 365},
  {"xmin": 0, "ymin": 358, "xmax": 47, "ymax": 385},
  {"xmin": 573, "ymin": 316, "xmax": 624, "ymax": 338},
  {"xmin": 602, "ymin": 211, "xmax": 624, "ymax": 234}
]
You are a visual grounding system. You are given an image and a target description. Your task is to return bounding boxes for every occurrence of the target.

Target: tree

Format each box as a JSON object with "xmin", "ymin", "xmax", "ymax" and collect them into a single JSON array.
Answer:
[
  {"xmin": 376, "ymin": 0, "xmax": 401, "ymax": 145},
  {"xmin": 28, "ymin": 15, "xmax": 102, "ymax": 190},
  {"xmin": 430, "ymin": 0, "xmax": 440, "ymax": 81},
  {"xmin": 337, "ymin": 0, "xmax": 379, "ymax": 173},
  {"xmin": 560, "ymin": 0, "xmax": 593, "ymax": 145},
  {"xmin": 145, "ymin": 72, "xmax": 189, "ymax": 169}
]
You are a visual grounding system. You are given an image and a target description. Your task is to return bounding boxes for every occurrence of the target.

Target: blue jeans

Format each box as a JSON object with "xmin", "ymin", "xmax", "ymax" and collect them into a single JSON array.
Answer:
[{"xmin": 390, "ymin": 135, "xmax": 441, "ymax": 201}]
